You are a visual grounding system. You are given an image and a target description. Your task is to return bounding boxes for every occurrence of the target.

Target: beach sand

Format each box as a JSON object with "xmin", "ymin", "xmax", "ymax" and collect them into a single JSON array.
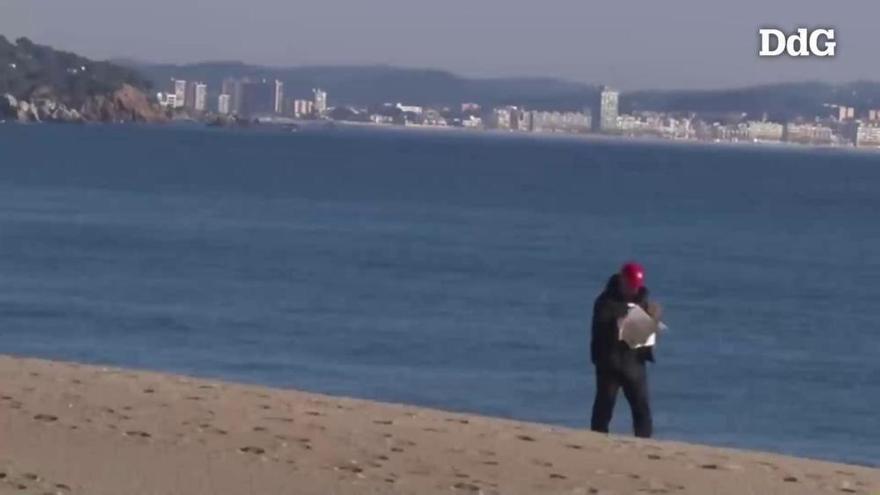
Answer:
[{"xmin": 0, "ymin": 356, "xmax": 876, "ymax": 495}]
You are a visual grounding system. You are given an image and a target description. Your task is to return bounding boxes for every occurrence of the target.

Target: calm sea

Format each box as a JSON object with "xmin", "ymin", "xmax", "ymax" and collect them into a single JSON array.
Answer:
[{"xmin": 0, "ymin": 124, "xmax": 877, "ymax": 466}]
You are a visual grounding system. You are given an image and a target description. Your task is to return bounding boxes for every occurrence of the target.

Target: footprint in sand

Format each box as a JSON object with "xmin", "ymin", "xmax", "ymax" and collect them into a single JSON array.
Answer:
[
  {"xmin": 239, "ymin": 446, "xmax": 266, "ymax": 455},
  {"xmin": 304, "ymin": 411, "xmax": 324, "ymax": 417},
  {"xmin": 334, "ymin": 463, "xmax": 364, "ymax": 475},
  {"xmin": 265, "ymin": 416, "xmax": 294, "ymax": 423},
  {"xmin": 452, "ymin": 481, "xmax": 481, "ymax": 492},
  {"xmin": 33, "ymin": 414, "xmax": 58, "ymax": 422},
  {"xmin": 549, "ymin": 473, "xmax": 567, "ymax": 480},
  {"xmin": 124, "ymin": 430, "xmax": 152, "ymax": 439},
  {"xmin": 294, "ymin": 438, "xmax": 313, "ymax": 450},
  {"xmin": 253, "ymin": 426, "xmax": 269, "ymax": 432},
  {"xmin": 782, "ymin": 476, "xmax": 799, "ymax": 483},
  {"xmin": 516, "ymin": 434, "xmax": 536, "ymax": 442},
  {"xmin": 445, "ymin": 418, "xmax": 470, "ymax": 425},
  {"xmin": 566, "ymin": 444, "xmax": 585, "ymax": 450},
  {"xmin": 373, "ymin": 419, "xmax": 394, "ymax": 425}
]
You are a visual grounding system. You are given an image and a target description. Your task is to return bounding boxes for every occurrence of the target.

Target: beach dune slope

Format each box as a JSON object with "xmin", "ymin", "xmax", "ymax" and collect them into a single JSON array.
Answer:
[{"xmin": 0, "ymin": 356, "xmax": 876, "ymax": 495}]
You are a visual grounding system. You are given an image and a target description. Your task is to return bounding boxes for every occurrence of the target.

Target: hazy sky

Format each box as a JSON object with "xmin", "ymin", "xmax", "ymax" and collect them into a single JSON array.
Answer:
[{"xmin": 1, "ymin": 0, "xmax": 875, "ymax": 90}]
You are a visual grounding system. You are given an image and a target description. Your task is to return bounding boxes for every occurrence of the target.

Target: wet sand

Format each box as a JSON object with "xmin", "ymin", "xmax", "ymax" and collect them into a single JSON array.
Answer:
[{"xmin": 0, "ymin": 355, "xmax": 876, "ymax": 495}]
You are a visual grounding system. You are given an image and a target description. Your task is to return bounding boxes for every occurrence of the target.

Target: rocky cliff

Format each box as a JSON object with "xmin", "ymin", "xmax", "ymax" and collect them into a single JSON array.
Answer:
[
  {"xmin": 2, "ymin": 84, "xmax": 166, "ymax": 123},
  {"xmin": 0, "ymin": 35, "xmax": 165, "ymax": 123}
]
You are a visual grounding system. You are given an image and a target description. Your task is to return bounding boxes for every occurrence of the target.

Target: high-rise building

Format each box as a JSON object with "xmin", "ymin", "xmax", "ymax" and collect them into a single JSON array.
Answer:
[
  {"xmin": 218, "ymin": 94, "xmax": 231, "ymax": 115},
  {"xmin": 184, "ymin": 82, "xmax": 198, "ymax": 110},
  {"xmin": 490, "ymin": 106, "xmax": 516, "ymax": 130},
  {"xmin": 222, "ymin": 78, "xmax": 245, "ymax": 115},
  {"xmin": 746, "ymin": 121, "xmax": 784, "ymax": 142},
  {"xmin": 274, "ymin": 80, "xmax": 284, "ymax": 114},
  {"xmin": 313, "ymin": 88, "xmax": 328, "ymax": 116},
  {"xmin": 513, "ymin": 108, "xmax": 532, "ymax": 132},
  {"xmin": 784, "ymin": 123, "xmax": 835, "ymax": 145},
  {"xmin": 856, "ymin": 123, "xmax": 880, "ymax": 147},
  {"xmin": 293, "ymin": 99, "xmax": 314, "ymax": 118},
  {"xmin": 593, "ymin": 86, "xmax": 619, "ymax": 132},
  {"xmin": 194, "ymin": 83, "xmax": 208, "ymax": 112},
  {"xmin": 173, "ymin": 80, "xmax": 187, "ymax": 108},
  {"xmin": 529, "ymin": 111, "xmax": 591, "ymax": 133}
]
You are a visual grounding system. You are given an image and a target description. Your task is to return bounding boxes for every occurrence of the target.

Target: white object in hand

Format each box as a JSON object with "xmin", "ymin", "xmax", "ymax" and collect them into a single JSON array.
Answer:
[{"xmin": 618, "ymin": 303, "xmax": 663, "ymax": 349}]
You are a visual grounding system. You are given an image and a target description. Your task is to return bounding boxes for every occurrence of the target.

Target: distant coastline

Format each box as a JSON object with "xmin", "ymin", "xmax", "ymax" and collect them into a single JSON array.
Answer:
[{"xmin": 184, "ymin": 117, "xmax": 880, "ymax": 157}]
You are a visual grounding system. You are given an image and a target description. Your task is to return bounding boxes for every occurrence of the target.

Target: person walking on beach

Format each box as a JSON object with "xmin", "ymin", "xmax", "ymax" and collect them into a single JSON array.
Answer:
[{"xmin": 590, "ymin": 262, "xmax": 660, "ymax": 438}]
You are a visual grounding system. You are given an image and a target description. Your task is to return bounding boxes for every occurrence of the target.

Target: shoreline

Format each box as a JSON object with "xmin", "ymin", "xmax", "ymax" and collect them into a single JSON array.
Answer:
[
  {"xmin": 5, "ymin": 118, "xmax": 880, "ymax": 158},
  {"xmin": 1, "ymin": 355, "xmax": 876, "ymax": 495}
]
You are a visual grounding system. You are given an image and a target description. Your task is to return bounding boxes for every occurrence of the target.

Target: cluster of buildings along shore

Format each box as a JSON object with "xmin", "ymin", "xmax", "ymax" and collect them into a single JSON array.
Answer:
[{"xmin": 158, "ymin": 78, "xmax": 880, "ymax": 149}]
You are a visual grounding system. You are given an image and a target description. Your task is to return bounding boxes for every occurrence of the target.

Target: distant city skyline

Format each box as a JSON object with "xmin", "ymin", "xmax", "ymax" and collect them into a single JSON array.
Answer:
[{"xmin": 2, "ymin": 0, "xmax": 877, "ymax": 90}]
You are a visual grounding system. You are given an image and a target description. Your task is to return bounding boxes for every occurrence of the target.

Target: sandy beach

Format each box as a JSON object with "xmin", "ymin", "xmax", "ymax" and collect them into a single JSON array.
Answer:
[{"xmin": 0, "ymin": 355, "xmax": 876, "ymax": 495}]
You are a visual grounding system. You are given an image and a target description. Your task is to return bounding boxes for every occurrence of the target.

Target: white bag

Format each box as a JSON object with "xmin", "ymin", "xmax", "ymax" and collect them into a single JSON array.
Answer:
[{"xmin": 618, "ymin": 303, "xmax": 665, "ymax": 349}]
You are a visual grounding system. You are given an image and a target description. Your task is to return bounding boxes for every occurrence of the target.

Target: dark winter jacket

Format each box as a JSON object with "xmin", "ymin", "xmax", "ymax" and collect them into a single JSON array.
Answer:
[{"xmin": 590, "ymin": 274, "xmax": 655, "ymax": 367}]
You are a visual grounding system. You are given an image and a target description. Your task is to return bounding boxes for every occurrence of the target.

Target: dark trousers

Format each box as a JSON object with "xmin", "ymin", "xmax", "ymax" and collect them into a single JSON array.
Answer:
[{"xmin": 590, "ymin": 359, "xmax": 652, "ymax": 438}]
